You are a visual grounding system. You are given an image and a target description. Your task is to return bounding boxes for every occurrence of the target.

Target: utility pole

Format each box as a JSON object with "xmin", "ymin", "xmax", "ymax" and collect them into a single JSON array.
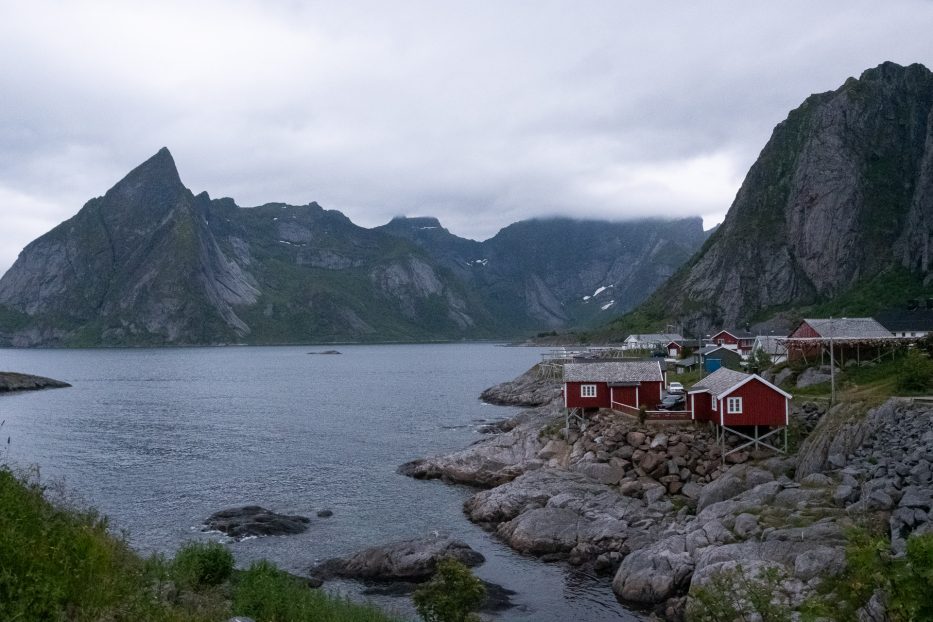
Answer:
[{"xmin": 829, "ymin": 316, "xmax": 836, "ymax": 406}]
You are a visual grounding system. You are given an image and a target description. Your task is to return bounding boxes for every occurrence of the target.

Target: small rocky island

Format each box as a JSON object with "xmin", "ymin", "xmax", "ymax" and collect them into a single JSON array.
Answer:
[
  {"xmin": 0, "ymin": 371, "xmax": 71, "ymax": 393},
  {"xmin": 204, "ymin": 506, "xmax": 311, "ymax": 541}
]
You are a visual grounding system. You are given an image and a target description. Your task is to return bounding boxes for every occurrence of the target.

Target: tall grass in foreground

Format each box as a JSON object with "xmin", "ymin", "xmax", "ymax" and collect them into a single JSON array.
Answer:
[{"xmin": 0, "ymin": 466, "xmax": 404, "ymax": 622}]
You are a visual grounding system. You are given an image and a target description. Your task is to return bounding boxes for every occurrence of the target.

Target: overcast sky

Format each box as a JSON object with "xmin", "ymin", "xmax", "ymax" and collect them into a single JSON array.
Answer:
[{"xmin": 2, "ymin": 1, "xmax": 933, "ymax": 274}]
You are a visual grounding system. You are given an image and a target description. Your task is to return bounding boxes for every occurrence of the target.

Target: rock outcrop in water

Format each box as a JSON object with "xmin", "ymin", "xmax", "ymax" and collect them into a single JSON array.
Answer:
[
  {"xmin": 0, "ymin": 371, "xmax": 71, "ymax": 393},
  {"xmin": 204, "ymin": 506, "xmax": 310, "ymax": 540},
  {"xmin": 309, "ymin": 535, "xmax": 484, "ymax": 581},
  {"xmin": 479, "ymin": 364, "xmax": 561, "ymax": 407}
]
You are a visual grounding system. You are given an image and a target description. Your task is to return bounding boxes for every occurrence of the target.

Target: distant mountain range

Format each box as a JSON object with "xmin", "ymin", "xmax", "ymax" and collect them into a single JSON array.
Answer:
[
  {"xmin": 0, "ymin": 149, "xmax": 706, "ymax": 346},
  {"xmin": 607, "ymin": 61, "xmax": 933, "ymax": 338}
]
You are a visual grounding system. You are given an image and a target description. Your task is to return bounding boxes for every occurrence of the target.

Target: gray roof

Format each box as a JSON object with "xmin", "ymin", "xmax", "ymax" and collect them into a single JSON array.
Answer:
[
  {"xmin": 715, "ymin": 328, "xmax": 755, "ymax": 339},
  {"xmin": 802, "ymin": 318, "xmax": 893, "ymax": 340},
  {"xmin": 563, "ymin": 361, "xmax": 664, "ymax": 383},
  {"xmin": 689, "ymin": 367, "xmax": 750, "ymax": 398},
  {"xmin": 625, "ymin": 333, "xmax": 684, "ymax": 343},
  {"xmin": 753, "ymin": 336, "xmax": 787, "ymax": 356}
]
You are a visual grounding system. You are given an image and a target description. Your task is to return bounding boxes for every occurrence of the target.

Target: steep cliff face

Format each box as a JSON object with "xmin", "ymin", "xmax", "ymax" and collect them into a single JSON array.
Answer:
[
  {"xmin": 0, "ymin": 148, "xmax": 260, "ymax": 344},
  {"xmin": 620, "ymin": 62, "xmax": 933, "ymax": 334},
  {"xmin": 379, "ymin": 216, "xmax": 708, "ymax": 330},
  {"xmin": 0, "ymin": 150, "xmax": 706, "ymax": 345}
]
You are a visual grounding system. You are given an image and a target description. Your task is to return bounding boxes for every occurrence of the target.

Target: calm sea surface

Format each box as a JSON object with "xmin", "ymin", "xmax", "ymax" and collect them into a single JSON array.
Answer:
[{"xmin": 0, "ymin": 344, "xmax": 638, "ymax": 621}]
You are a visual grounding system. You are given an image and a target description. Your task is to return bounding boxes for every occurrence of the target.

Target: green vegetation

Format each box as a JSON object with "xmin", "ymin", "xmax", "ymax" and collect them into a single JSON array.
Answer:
[
  {"xmin": 802, "ymin": 529, "xmax": 933, "ymax": 621},
  {"xmin": 0, "ymin": 466, "xmax": 402, "ymax": 622},
  {"xmin": 687, "ymin": 564, "xmax": 794, "ymax": 622},
  {"xmin": 804, "ymin": 267, "xmax": 928, "ymax": 319},
  {"xmin": 171, "ymin": 541, "xmax": 234, "ymax": 591},
  {"xmin": 897, "ymin": 348, "xmax": 933, "ymax": 393},
  {"xmin": 234, "ymin": 560, "xmax": 396, "ymax": 622},
  {"xmin": 779, "ymin": 346, "xmax": 933, "ymax": 404},
  {"xmin": 412, "ymin": 558, "xmax": 486, "ymax": 622},
  {"xmin": 687, "ymin": 529, "xmax": 933, "ymax": 621}
]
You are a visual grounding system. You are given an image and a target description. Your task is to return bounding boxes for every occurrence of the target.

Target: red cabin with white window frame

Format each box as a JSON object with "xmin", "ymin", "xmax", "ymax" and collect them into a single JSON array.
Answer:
[
  {"xmin": 710, "ymin": 329, "xmax": 756, "ymax": 356},
  {"xmin": 563, "ymin": 361, "xmax": 666, "ymax": 411},
  {"xmin": 688, "ymin": 367, "xmax": 791, "ymax": 427}
]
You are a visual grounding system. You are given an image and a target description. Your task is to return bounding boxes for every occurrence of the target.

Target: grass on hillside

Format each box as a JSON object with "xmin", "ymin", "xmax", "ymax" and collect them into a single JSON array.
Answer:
[
  {"xmin": 0, "ymin": 466, "xmax": 403, "ymax": 622},
  {"xmin": 777, "ymin": 345, "xmax": 933, "ymax": 405}
]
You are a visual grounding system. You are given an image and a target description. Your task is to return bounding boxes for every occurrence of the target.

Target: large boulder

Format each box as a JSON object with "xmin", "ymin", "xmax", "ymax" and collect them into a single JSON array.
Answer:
[
  {"xmin": 310, "ymin": 536, "xmax": 484, "ymax": 581},
  {"xmin": 796, "ymin": 367, "xmax": 832, "ymax": 388},
  {"xmin": 612, "ymin": 535, "xmax": 693, "ymax": 604},
  {"xmin": 398, "ymin": 404, "xmax": 559, "ymax": 487},
  {"xmin": 479, "ymin": 365, "xmax": 561, "ymax": 407},
  {"xmin": 204, "ymin": 506, "xmax": 310, "ymax": 540}
]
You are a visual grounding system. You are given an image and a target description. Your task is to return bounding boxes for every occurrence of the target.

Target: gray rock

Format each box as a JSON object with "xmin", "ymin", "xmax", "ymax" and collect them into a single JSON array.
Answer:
[
  {"xmin": 696, "ymin": 473, "xmax": 743, "ymax": 512},
  {"xmin": 796, "ymin": 368, "xmax": 832, "ymax": 388},
  {"xmin": 310, "ymin": 536, "xmax": 484, "ymax": 581},
  {"xmin": 204, "ymin": 506, "xmax": 310, "ymax": 540},
  {"xmin": 868, "ymin": 490, "xmax": 895, "ymax": 511},
  {"xmin": 899, "ymin": 486, "xmax": 933, "ymax": 510},
  {"xmin": 733, "ymin": 513, "xmax": 760, "ymax": 539},
  {"xmin": 612, "ymin": 535, "xmax": 693, "ymax": 604},
  {"xmin": 681, "ymin": 482, "xmax": 703, "ymax": 500},
  {"xmin": 480, "ymin": 364, "xmax": 562, "ymax": 406},
  {"xmin": 574, "ymin": 462, "xmax": 624, "ymax": 485},
  {"xmin": 0, "ymin": 372, "xmax": 71, "ymax": 393},
  {"xmin": 794, "ymin": 546, "xmax": 845, "ymax": 581},
  {"xmin": 774, "ymin": 368, "xmax": 794, "ymax": 387},
  {"xmin": 801, "ymin": 473, "xmax": 833, "ymax": 487},
  {"xmin": 833, "ymin": 484, "xmax": 857, "ymax": 507},
  {"xmin": 398, "ymin": 403, "xmax": 560, "ymax": 486}
]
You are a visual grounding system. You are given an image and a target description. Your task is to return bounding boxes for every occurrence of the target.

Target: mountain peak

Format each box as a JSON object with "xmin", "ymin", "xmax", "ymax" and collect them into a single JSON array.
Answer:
[
  {"xmin": 106, "ymin": 147, "xmax": 185, "ymax": 204},
  {"xmin": 384, "ymin": 216, "xmax": 444, "ymax": 230}
]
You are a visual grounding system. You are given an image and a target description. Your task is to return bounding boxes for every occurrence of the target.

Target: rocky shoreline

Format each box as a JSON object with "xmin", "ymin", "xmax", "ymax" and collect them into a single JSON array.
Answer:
[
  {"xmin": 0, "ymin": 371, "xmax": 71, "ymax": 393},
  {"xmin": 399, "ymin": 367, "xmax": 933, "ymax": 619}
]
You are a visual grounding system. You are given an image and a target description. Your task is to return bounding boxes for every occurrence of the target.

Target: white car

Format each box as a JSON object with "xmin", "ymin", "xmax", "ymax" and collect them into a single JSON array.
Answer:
[{"xmin": 667, "ymin": 382, "xmax": 684, "ymax": 395}]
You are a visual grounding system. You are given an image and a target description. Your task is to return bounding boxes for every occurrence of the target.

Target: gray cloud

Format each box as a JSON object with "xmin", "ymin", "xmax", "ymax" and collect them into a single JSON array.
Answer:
[{"xmin": 2, "ymin": 0, "xmax": 932, "ymax": 273}]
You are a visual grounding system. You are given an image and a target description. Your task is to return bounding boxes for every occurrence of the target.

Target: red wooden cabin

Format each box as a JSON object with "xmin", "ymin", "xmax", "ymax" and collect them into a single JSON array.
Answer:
[
  {"xmin": 563, "ymin": 361, "xmax": 666, "ymax": 411},
  {"xmin": 710, "ymin": 329, "xmax": 756, "ymax": 356},
  {"xmin": 688, "ymin": 367, "xmax": 791, "ymax": 427}
]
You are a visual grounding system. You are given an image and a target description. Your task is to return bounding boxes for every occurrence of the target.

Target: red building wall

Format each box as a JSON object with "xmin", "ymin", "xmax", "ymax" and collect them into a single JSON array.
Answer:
[
  {"xmin": 789, "ymin": 322, "xmax": 820, "ymax": 339},
  {"xmin": 640, "ymin": 381, "xmax": 663, "ymax": 408},
  {"xmin": 690, "ymin": 392, "xmax": 714, "ymax": 422},
  {"xmin": 712, "ymin": 331, "xmax": 738, "ymax": 346},
  {"xmin": 720, "ymin": 378, "xmax": 788, "ymax": 427},
  {"xmin": 787, "ymin": 321, "xmax": 821, "ymax": 360},
  {"xmin": 564, "ymin": 381, "xmax": 611, "ymax": 409},
  {"xmin": 610, "ymin": 386, "xmax": 638, "ymax": 408}
]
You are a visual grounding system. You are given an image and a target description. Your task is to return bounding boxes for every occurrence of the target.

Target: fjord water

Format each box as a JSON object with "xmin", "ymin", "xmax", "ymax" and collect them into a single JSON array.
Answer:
[{"xmin": 0, "ymin": 344, "xmax": 636, "ymax": 621}]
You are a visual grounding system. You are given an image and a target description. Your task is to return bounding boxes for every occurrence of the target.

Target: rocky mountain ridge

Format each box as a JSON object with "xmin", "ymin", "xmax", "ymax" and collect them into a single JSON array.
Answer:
[
  {"xmin": 612, "ymin": 61, "xmax": 933, "ymax": 336},
  {"xmin": 0, "ymin": 149, "xmax": 706, "ymax": 346}
]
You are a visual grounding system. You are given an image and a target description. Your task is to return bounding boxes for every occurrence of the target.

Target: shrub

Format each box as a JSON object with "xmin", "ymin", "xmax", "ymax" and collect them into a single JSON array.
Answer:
[
  {"xmin": 686, "ymin": 564, "xmax": 793, "ymax": 622},
  {"xmin": 172, "ymin": 540, "xmax": 234, "ymax": 590},
  {"xmin": 801, "ymin": 529, "xmax": 933, "ymax": 621},
  {"xmin": 896, "ymin": 348, "xmax": 933, "ymax": 393},
  {"xmin": 413, "ymin": 557, "xmax": 486, "ymax": 622}
]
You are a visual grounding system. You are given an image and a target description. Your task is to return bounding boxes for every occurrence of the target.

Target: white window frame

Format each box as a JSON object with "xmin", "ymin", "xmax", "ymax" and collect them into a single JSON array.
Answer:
[
  {"xmin": 711, "ymin": 397, "xmax": 718, "ymax": 411},
  {"xmin": 727, "ymin": 397, "xmax": 743, "ymax": 414},
  {"xmin": 580, "ymin": 384, "xmax": 597, "ymax": 398}
]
